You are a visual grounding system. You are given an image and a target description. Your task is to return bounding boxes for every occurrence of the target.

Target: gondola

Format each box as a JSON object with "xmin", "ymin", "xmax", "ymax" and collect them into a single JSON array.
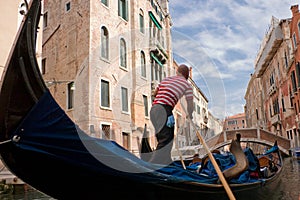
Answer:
[{"xmin": 0, "ymin": 0, "xmax": 283, "ymax": 199}]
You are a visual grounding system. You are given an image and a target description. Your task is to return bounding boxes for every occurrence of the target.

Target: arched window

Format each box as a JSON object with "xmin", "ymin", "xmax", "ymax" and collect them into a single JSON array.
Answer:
[
  {"xmin": 141, "ymin": 51, "xmax": 146, "ymax": 77},
  {"xmin": 101, "ymin": 26, "xmax": 109, "ymax": 60},
  {"xmin": 139, "ymin": 9, "xmax": 144, "ymax": 33},
  {"xmin": 120, "ymin": 38, "xmax": 127, "ymax": 68}
]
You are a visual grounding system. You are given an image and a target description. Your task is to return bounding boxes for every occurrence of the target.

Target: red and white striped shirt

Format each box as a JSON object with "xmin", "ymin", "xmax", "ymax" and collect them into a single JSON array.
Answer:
[{"xmin": 153, "ymin": 75, "xmax": 193, "ymax": 108}]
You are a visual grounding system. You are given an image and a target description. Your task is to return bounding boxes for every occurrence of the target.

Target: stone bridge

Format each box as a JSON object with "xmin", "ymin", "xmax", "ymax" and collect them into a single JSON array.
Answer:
[{"xmin": 205, "ymin": 128, "xmax": 291, "ymax": 156}]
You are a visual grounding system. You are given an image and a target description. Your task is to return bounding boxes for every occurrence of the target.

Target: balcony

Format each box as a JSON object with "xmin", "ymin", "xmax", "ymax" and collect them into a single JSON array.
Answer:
[
  {"xmin": 271, "ymin": 113, "xmax": 281, "ymax": 125},
  {"xmin": 268, "ymin": 83, "xmax": 276, "ymax": 96},
  {"xmin": 149, "ymin": 38, "xmax": 168, "ymax": 63},
  {"xmin": 255, "ymin": 22, "xmax": 283, "ymax": 77}
]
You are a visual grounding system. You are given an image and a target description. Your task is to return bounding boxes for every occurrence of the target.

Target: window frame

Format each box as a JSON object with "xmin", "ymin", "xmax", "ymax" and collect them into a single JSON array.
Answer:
[
  {"xmin": 100, "ymin": 123, "xmax": 112, "ymax": 140},
  {"xmin": 100, "ymin": 79, "xmax": 111, "ymax": 109},
  {"xmin": 101, "ymin": 0, "xmax": 109, "ymax": 7},
  {"xmin": 118, "ymin": 0, "xmax": 128, "ymax": 21},
  {"xmin": 143, "ymin": 95, "xmax": 149, "ymax": 117},
  {"xmin": 293, "ymin": 32, "xmax": 297, "ymax": 49},
  {"xmin": 67, "ymin": 81, "xmax": 75, "ymax": 110},
  {"xmin": 121, "ymin": 86, "xmax": 129, "ymax": 113},
  {"xmin": 139, "ymin": 9, "xmax": 144, "ymax": 33},
  {"xmin": 141, "ymin": 51, "xmax": 146, "ymax": 78},
  {"xmin": 43, "ymin": 11, "xmax": 48, "ymax": 29},
  {"xmin": 65, "ymin": 1, "xmax": 71, "ymax": 12},
  {"xmin": 101, "ymin": 26, "xmax": 109, "ymax": 60},
  {"xmin": 119, "ymin": 38, "xmax": 127, "ymax": 69}
]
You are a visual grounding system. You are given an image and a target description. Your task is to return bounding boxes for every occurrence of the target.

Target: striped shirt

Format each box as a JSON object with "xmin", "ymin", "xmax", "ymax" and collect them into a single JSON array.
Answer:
[{"xmin": 153, "ymin": 75, "xmax": 193, "ymax": 108}]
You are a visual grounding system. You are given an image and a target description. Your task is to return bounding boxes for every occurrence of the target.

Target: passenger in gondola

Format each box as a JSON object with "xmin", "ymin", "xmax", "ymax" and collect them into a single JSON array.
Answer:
[{"xmin": 149, "ymin": 64, "xmax": 194, "ymax": 165}]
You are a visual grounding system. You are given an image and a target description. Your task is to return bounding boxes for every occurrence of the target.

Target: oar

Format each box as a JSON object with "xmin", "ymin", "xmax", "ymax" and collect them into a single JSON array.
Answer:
[
  {"xmin": 180, "ymin": 101, "xmax": 236, "ymax": 200},
  {"xmin": 175, "ymin": 126, "xmax": 186, "ymax": 169},
  {"xmin": 188, "ymin": 117, "xmax": 236, "ymax": 200}
]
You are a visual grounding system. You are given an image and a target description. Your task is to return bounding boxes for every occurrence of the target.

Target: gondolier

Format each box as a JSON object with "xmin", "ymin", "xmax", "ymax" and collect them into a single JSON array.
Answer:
[{"xmin": 149, "ymin": 64, "xmax": 194, "ymax": 164}]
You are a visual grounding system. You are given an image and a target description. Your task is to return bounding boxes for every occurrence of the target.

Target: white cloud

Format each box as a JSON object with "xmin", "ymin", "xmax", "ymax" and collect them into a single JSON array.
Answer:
[{"xmin": 169, "ymin": 0, "xmax": 299, "ymax": 119}]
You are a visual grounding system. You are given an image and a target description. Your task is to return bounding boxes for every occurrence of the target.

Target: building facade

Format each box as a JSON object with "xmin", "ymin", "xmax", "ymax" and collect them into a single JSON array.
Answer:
[
  {"xmin": 42, "ymin": 0, "xmax": 174, "ymax": 155},
  {"xmin": 0, "ymin": 0, "xmax": 224, "ymax": 160},
  {"xmin": 223, "ymin": 113, "xmax": 247, "ymax": 131},
  {"xmin": 245, "ymin": 6, "xmax": 300, "ymax": 150}
]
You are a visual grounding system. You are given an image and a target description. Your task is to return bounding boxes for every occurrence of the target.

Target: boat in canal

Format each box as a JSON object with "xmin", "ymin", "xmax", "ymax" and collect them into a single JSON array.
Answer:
[{"xmin": 0, "ymin": 0, "xmax": 284, "ymax": 199}]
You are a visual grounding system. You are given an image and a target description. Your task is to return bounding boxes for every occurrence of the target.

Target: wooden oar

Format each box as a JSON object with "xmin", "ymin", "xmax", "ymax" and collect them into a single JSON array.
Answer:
[
  {"xmin": 179, "ymin": 101, "xmax": 236, "ymax": 200},
  {"xmin": 175, "ymin": 126, "xmax": 186, "ymax": 169},
  {"xmin": 188, "ymin": 117, "xmax": 236, "ymax": 200}
]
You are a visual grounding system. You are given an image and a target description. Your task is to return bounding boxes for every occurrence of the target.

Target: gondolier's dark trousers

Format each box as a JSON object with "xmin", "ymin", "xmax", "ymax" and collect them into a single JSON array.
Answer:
[{"xmin": 149, "ymin": 104, "xmax": 174, "ymax": 165}]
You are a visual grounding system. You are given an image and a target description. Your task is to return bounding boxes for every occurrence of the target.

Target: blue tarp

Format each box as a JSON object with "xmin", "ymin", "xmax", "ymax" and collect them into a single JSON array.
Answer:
[
  {"xmin": 12, "ymin": 91, "xmax": 218, "ymax": 185},
  {"xmin": 12, "ymin": 91, "xmax": 270, "ymax": 186}
]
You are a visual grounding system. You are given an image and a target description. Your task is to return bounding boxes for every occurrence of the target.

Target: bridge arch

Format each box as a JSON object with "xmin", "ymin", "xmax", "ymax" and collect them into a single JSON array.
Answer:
[{"xmin": 205, "ymin": 128, "xmax": 291, "ymax": 156}]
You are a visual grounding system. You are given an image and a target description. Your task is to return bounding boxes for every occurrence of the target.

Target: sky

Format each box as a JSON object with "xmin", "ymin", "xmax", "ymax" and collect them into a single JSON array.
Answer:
[{"xmin": 169, "ymin": 0, "xmax": 299, "ymax": 120}]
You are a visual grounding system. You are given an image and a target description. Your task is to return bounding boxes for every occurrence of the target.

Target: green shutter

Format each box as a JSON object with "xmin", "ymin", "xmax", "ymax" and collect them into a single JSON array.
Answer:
[
  {"xmin": 118, "ymin": 0, "xmax": 121, "ymax": 16},
  {"xmin": 150, "ymin": 52, "xmax": 163, "ymax": 67},
  {"xmin": 149, "ymin": 11, "xmax": 162, "ymax": 30},
  {"xmin": 125, "ymin": 0, "xmax": 128, "ymax": 21}
]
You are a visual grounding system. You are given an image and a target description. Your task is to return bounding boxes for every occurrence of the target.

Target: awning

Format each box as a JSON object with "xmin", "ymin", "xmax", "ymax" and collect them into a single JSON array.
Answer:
[
  {"xmin": 150, "ymin": 52, "xmax": 163, "ymax": 67},
  {"xmin": 149, "ymin": 11, "xmax": 162, "ymax": 30}
]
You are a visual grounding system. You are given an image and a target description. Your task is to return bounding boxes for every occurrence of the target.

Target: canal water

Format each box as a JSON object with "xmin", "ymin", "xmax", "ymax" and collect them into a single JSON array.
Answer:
[{"xmin": 1, "ymin": 157, "xmax": 299, "ymax": 200}]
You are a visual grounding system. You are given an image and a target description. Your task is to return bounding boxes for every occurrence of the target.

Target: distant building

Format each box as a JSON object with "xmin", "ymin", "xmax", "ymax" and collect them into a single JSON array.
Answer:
[{"xmin": 223, "ymin": 113, "xmax": 247, "ymax": 131}]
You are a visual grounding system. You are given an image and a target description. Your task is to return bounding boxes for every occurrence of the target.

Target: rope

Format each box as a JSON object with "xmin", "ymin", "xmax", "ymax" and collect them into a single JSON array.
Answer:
[
  {"xmin": 0, "ymin": 135, "xmax": 20, "ymax": 145},
  {"xmin": 0, "ymin": 139, "xmax": 12, "ymax": 145}
]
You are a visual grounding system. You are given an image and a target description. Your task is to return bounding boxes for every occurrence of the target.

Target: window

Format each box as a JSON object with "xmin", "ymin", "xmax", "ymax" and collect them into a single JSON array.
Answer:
[
  {"xmin": 256, "ymin": 108, "xmax": 259, "ymax": 119},
  {"xmin": 291, "ymin": 71, "xmax": 297, "ymax": 92},
  {"xmin": 293, "ymin": 32, "xmax": 297, "ymax": 49},
  {"xmin": 101, "ymin": 26, "xmax": 109, "ymax": 60},
  {"xmin": 120, "ymin": 38, "xmax": 127, "ymax": 68},
  {"xmin": 101, "ymin": 0, "xmax": 108, "ymax": 6},
  {"xmin": 282, "ymin": 98, "xmax": 286, "ymax": 112},
  {"xmin": 41, "ymin": 58, "xmax": 46, "ymax": 74},
  {"xmin": 139, "ymin": 10, "xmax": 144, "ymax": 33},
  {"xmin": 122, "ymin": 132, "xmax": 129, "ymax": 150},
  {"xmin": 67, "ymin": 82, "xmax": 75, "ymax": 109},
  {"xmin": 284, "ymin": 51, "xmax": 288, "ymax": 68},
  {"xmin": 296, "ymin": 62, "xmax": 300, "ymax": 87},
  {"xmin": 66, "ymin": 2, "xmax": 71, "ymax": 12},
  {"xmin": 101, "ymin": 124, "xmax": 111, "ymax": 139},
  {"xmin": 118, "ymin": 0, "xmax": 128, "ymax": 21},
  {"xmin": 269, "ymin": 72, "xmax": 275, "ymax": 86},
  {"xmin": 143, "ymin": 95, "xmax": 148, "ymax": 117},
  {"xmin": 101, "ymin": 79, "xmax": 110, "ymax": 108},
  {"xmin": 43, "ymin": 12, "xmax": 48, "ymax": 29},
  {"xmin": 141, "ymin": 51, "xmax": 146, "ymax": 77},
  {"xmin": 228, "ymin": 120, "xmax": 237, "ymax": 125},
  {"xmin": 121, "ymin": 87, "xmax": 128, "ymax": 112},
  {"xmin": 151, "ymin": 61, "xmax": 163, "ymax": 82}
]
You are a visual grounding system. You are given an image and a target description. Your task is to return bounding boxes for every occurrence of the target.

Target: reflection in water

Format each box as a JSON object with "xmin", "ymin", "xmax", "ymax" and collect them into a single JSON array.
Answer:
[
  {"xmin": 273, "ymin": 157, "xmax": 300, "ymax": 200},
  {"xmin": 3, "ymin": 158, "xmax": 300, "ymax": 200},
  {"xmin": 0, "ymin": 185, "xmax": 55, "ymax": 200}
]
